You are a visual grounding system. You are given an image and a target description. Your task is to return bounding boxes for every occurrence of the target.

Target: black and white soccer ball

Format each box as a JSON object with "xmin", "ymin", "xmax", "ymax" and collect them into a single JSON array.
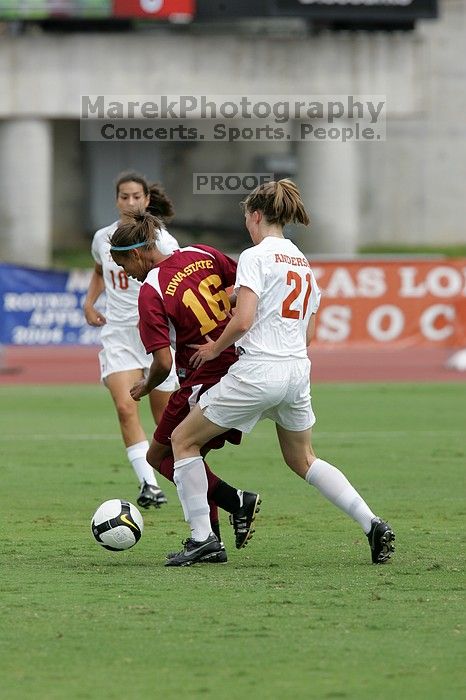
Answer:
[{"xmin": 91, "ymin": 499, "xmax": 144, "ymax": 551}]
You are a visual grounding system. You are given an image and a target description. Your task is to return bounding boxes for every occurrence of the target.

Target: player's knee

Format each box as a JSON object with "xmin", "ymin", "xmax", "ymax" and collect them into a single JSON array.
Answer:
[
  {"xmin": 147, "ymin": 442, "xmax": 169, "ymax": 470},
  {"xmin": 115, "ymin": 399, "xmax": 137, "ymax": 424},
  {"xmin": 146, "ymin": 443, "xmax": 158, "ymax": 468},
  {"xmin": 170, "ymin": 424, "xmax": 185, "ymax": 452},
  {"xmin": 171, "ymin": 424, "xmax": 198, "ymax": 455}
]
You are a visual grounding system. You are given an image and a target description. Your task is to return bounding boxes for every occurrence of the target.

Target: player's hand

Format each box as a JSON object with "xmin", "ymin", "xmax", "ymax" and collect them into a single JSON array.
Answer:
[
  {"xmin": 130, "ymin": 379, "xmax": 149, "ymax": 401},
  {"xmin": 84, "ymin": 305, "xmax": 106, "ymax": 327},
  {"xmin": 189, "ymin": 335, "xmax": 220, "ymax": 369}
]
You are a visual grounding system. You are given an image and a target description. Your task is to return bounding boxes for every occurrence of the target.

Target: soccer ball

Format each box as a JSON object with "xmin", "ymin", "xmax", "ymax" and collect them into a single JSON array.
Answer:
[{"xmin": 91, "ymin": 499, "xmax": 144, "ymax": 551}]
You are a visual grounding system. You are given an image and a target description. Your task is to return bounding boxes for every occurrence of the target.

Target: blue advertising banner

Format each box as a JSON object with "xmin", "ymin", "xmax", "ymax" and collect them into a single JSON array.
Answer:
[{"xmin": 0, "ymin": 263, "xmax": 102, "ymax": 345}]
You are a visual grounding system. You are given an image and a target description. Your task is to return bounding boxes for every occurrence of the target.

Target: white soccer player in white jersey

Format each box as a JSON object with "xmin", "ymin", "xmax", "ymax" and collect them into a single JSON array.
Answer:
[
  {"xmin": 84, "ymin": 173, "xmax": 179, "ymax": 509},
  {"xmin": 167, "ymin": 179, "xmax": 395, "ymax": 567}
]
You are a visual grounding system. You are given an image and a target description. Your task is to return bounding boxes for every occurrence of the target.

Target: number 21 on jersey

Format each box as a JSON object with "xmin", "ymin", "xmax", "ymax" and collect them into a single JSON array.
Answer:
[{"xmin": 281, "ymin": 270, "xmax": 312, "ymax": 319}]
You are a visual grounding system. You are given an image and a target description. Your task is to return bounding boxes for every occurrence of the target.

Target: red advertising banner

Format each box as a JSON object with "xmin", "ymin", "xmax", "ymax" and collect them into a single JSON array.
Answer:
[
  {"xmin": 112, "ymin": 0, "xmax": 194, "ymax": 19},
  {"xmin": 311, "ymin": 260, "xmax": 466, "ymax": 348},
  {"xmin": 1, "ymin": 259, "xmax": 464, "ymax": 348}
]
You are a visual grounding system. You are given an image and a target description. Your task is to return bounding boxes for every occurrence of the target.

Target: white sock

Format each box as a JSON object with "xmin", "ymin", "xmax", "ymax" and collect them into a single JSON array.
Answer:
[
  {"xmin": 173, "ymin": 456, "xmax": 212, "ymax": 542},
  {"xmin": 305, "ymin": 458, "xmax": 376, "ymax": 534},
  {"xmin": 126, "ymin": 440, "xmax": 159, "ymax": 488}
]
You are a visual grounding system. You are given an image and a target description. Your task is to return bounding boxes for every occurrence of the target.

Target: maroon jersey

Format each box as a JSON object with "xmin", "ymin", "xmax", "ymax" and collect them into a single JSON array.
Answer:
[{"xmin": 138, "ymin": 244, "xmax": 238, "ymax": 386}]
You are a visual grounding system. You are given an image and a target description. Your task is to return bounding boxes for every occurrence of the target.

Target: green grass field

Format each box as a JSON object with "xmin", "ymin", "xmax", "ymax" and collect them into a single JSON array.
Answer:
[{"xmin": 0, "ymin": 383, "xmax": 464, "ymax": 699}]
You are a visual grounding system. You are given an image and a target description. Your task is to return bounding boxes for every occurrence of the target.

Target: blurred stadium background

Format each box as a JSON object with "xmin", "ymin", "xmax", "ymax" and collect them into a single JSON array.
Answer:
[
  {"xmin": 0, "ymin": 0, "xmax": 465, "ymax": 372},
  {"xmin": 1, "ymin": 5, "xmax": 465, "ymax": 699}
]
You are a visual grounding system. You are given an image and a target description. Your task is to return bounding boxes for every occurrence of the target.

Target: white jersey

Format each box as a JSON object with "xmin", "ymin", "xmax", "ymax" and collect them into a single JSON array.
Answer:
[
  {"xmin": 91, "ymin": 221, "xmax": 179, "ymax": 326},
  {"xmin": 234, "ymin": 236, "xmax": 321, "ymax": 360}
]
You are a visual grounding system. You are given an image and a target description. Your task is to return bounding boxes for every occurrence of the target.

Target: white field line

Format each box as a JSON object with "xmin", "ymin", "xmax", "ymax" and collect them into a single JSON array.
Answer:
[
  {"xmin": 0, "ymin": 434, "xmax": 121, "ymax": 440},
  {"xmin": 246, "ymin": 429, "xmax": 463, "ymax": 440},
  {"xmin": 0, "ymin": 430, "xmax": 463, "ymax": 441},
  {"xmin": 313, "ymin": 430, "xmax": 463, "ymax": 438}
]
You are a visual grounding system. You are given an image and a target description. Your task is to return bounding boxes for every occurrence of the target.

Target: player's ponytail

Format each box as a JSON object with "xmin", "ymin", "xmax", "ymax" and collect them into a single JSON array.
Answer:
[
  {"xmin": 242, "ymin": 179, "xmax": 310, "ymax": 227},
  {"xmin": 109, "ymin": 211, "xmax": 162, "ymax": 253},
  {"xmin": 147, "ymin": 183, "xmax": 175, "ymax": 222}
]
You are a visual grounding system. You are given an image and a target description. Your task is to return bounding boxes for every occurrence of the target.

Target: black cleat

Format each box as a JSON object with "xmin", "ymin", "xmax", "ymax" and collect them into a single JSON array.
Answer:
[
  {"xmin": 166, "ymin": 541, "xmax": 228, "ymax": 564},
  {"xmin": 367, "ymin": 518, "xmax": 395, "ymax": 564},
  {"xmin": 137, "ymin": 481, "xmax": 167, "ymax": 509},
  {"xmin": 230, "ymin": 491, "xmax": 261, "ymax": 549},
  {"xmin": 165, "ymin": 533, "xmax": 221, "ymax": 567}
]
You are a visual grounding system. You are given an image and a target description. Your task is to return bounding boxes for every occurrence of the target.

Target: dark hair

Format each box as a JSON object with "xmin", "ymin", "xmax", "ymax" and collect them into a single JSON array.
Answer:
[
  {"xmin": 242, "ymin": 179, "xmax": 310, "ymax": 227},
  {"xmin": 147, "ymin": 183, "xmax": 175, "ymax": 222},
  {"xmin": 115, "ymin": 171, "xmax": 149, "ymax": 197},
  {"xmin": 115, "ymin": 172, "xmax": 175, "ymax": 222},
  {"xmin": 109, "ymin": 210, "xmax": 162, "ymax": 254}
]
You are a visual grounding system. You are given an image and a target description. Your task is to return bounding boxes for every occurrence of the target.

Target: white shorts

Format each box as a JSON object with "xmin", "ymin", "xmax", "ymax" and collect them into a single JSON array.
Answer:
[
  {"xmin": 98, "ymin": 325, "xmax": 178, "ymax": 393},
  {"xmin": 198, "ymin": 357, "xmax": 315, "ymax": 434}
]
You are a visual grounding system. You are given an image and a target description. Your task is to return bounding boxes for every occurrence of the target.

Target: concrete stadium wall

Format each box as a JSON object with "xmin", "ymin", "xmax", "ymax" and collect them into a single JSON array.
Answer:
[
  {"xmin": 0, "ymin": 1, "xmax": 465, "ymax": 265},
  {"xmin": 359, "ymin": 0, "xmax": 466, "ymax": 247}
]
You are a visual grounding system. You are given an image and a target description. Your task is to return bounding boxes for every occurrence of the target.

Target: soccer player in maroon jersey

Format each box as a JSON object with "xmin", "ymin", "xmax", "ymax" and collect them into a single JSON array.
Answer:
[{"xmin": 109, "ymin": 211, "xmax": 261, "ymax": 563}]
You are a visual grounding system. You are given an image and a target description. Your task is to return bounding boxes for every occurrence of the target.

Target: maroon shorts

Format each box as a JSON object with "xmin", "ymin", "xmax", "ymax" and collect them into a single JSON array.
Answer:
[{"xmin": 154, "ymin": 382, "xmax": 242, "ymax": 450}]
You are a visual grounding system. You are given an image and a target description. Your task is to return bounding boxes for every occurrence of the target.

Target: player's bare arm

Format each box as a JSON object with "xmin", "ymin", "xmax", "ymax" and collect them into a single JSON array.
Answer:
[
  {"xmin": 190, "ymin": 286, "xmax": 258, "ymax": 368},
  {"xmin": 83, "ymin": 264, "xmax": 107, "ymax": 326},
  {"xmin": 130, "ymin": 346, "xmax": 173, "ymax": 401},
  {"xmin": 306, "ymin": 313, "xmax": 316, "ymax": 346}
]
